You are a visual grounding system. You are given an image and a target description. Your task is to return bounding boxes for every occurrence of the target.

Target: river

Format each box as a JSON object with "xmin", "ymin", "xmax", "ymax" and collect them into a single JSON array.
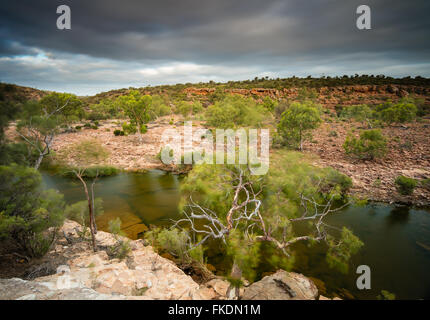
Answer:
[{"xmin": 42, "ymin": 170, "xmax": 430, "ymax": 299}]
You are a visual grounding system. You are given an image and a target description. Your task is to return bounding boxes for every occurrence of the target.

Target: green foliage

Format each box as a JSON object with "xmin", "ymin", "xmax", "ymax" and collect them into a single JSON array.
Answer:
[
  {"xmin": 0, "ymin": 142, "xmax": 37, "ymax": 166},
  {"xmin": 377, "ymin": 290, "xmax": 396, "ymax": 300},
  {"xmin": 296, "ymin": 87, "xmax": 318, "ymax": 102},
  {"xmin": 0, "ymin": 165, "xmax": 65, "ymax": 257},
  {"xmin": 63, "ymin": 139, "xmax": 110, "ymax": 168},
  {"xmin": 88, "ymin": 99, "xmax": 123, "ymax": 120},
  {"xmin": 108, "ymin": 217, "xmax": 124, "ymax": 237},
  {"xmin": 65, "ymin": 198, "xmax": 104, "ymax": 227},
  {"xmin": 226, "ymin": 230, "xmax": 261, "ymax": 283},
  {"xmin": 277, "ymin": 101, "xmax": 322, "ymax": 150},
  {"xmin": 326, "ymin": 227, "xmax": 364, "ymax": 274},
  {"xmin": 343, "ymin": 129, "xmax": 387, "ymax": 160},
  {"xmin": 145, "ymin": 227, "xmax": 192, "ymax": 264},
  {"xmin": 176, "ymin": 101, "xmax": 193, "ymax": 118},
  {"xmin": 106, "ymin": 217, "xmax": 131, "ymax": 260},
  {"xmin": 261, "ymin": 96, "xmax": 278, "ymax": 112},
  {"xmin": 192, "ymin": 101, "xmax": 204, "ymax": 114},
  {"xmin": 38, "ymin": 92, "xmax": 84, "ymax": 120},
  {"xmin": 149, "ymin": 95, "xmax": 171, "ymax": 119},
  {"xmin": 376, "ymin": 101, "xmax": 417, "ymax": 124},
  {"xmin": 205, "ymin": 95, "xmax": 270, "ymax": 129},
  {"xmin": 339, "ymin": 104, "xmax": 374, "ymax": 125},
  {"xmin": 122, "ymin": 122, "xmax": 137, "ymax": 135},
  {"xmin": 116, "ymin": 90, "xmax": 151, "ymax": 138},
  {"xmin": 179, "ymin": 150, "xmax": 359, "ymax": 278},
  {"xmin": 395, "ymin": 176, "xmax": 418, "ymax": 195},
  {"xmin": 60, "ymin": 166, "xmax": 119, "ymax": 179},
  {"xmin": 113, "ymin": 129, "xmax": 123, "ymax": 136}
]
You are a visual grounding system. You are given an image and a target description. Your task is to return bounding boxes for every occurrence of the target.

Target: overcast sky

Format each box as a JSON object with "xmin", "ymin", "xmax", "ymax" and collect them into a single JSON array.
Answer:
[{"xmin": 1, "ymin": 0, "xmax": 429, "ymax": 95}]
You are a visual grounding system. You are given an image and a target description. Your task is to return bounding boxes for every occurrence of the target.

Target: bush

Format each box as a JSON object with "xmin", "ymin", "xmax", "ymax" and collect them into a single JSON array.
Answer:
[
  {"xmin": 113, "ymin": 129, "xmax": 124, "ymax": 136},
  {"xmin": 176, "ymin": 101, "xmax": 193, "ymax": 118},
  {"xmin": 277, "ymin": 101, "xmax": 322, "ymax": 150},
  {"xmin": 0, "ymin": 165, "xmax": 65, "ymax": 257},
  {"xmin": 65, "ymin": 198, "xmax": 104, "ymax": 228},
  {"xmin": 339, "ymin": 104, "xmax": 374, "ymax": 126},
  {"xmin": 395, "ymin": 176, "xmax": 418, "ymax": 195},
  {"xmin": 107, "ymin": 218, "xmax": 131, "ymax": 260},
  {"xmin": 376, "ymin": 102, "xmax": 417, "ymax": 124},
  {"xmin": 122, "ymin": 122, "xmax": 137, "ymax": 135},
  {"xmin": 205, "ymin": 95, "xmax": 270, "ymax": 129},
  {"xmin": 145, "ymin": 227, "xmax": 191, "ymax": 264},
  {"xmin": 343, "ymin": 129, "xmax": 387, "ymax": 160}
]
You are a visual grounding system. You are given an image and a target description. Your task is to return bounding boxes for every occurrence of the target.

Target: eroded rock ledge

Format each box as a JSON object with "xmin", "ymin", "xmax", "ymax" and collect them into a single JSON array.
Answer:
[{"xmin": 0, "ymin": 220, "xmax": 325, "ymax": 300}]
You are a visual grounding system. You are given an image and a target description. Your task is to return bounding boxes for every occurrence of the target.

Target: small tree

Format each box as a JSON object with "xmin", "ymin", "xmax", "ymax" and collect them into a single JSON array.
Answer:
[
  {"xmin": 63, "ymin": 139, "xmax": 109, "ymax": 251},
  {"xmin": 0, "ymin": 165, "xmax": 65, "ymax": 257},
  {"xmin": 277, "ymin": 101, "xmax": 322, "ymax": 150},
  {"xmin": 117, "ymin": 90, "xmax": 151, "ymax": 143},
  {"xmin": 16, "ymin": 93, "xmax": 83, "ymax": 169},
  {"xmin": 343, "ymin": 129, "xmax": 387, "ymax": 160}
]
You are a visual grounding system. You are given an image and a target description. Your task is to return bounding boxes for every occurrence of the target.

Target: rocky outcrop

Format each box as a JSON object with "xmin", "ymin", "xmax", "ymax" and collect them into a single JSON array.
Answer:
[
  {"xmin": 0, "ymin": 220, "xmax": 321, "ymax": 300},
  {"xmin": 242, "ymin": 270, "xmax": 318, "ymax": 300}
]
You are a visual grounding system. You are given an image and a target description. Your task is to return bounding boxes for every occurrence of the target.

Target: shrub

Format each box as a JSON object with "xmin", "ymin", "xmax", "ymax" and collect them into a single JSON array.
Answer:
[
  {"xmin": 145, "ymin": 227, "xmax": 191, "ymax": 264},
  {"xmin": 106, "ymin": 217, "xmax": 131, "ymax": 260},
  {"xmin": 277, "ymin": 101, "xmax": 322, "ymax": 150},
  {"xmin": 395, "ymin": 176, "xmax": 418, "ymax": 195},
  {"xmin": 113, "ymin": 129, "xmax": 123, "ymax": 136},
  {"xmin": 339, "ymin": 104, "xmax": 374, "ymax": 126},
  {"xmin": 343, "ymin": 129, "xmax": 387, "ymax": 160},
  {"xmin": 176, "ymin": 101, "xmax": 193, "ymax": 118},
  {"xmin": 205, "ymin": 95, "xmax": 270, "ymax": 129},
  {"xmin": 0, "ymin": 165, "xmax": 65, "ymax": 257},
  {"xmin": 376, "ymin": 102, "xmax": 417, "ymax": 124},
  {"xmin": 122, "ymin": 122, "xmax": 137, "ymax": 135},
  {"xmin": 65, "ymin": 198, "xmax": 104, "ymax": 228}
]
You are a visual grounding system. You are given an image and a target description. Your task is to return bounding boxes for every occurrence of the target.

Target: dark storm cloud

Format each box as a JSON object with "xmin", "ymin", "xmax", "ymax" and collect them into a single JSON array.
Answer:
[{"xmin": 1, "ymin": 0, "xmax": 429, "ymax": 94}]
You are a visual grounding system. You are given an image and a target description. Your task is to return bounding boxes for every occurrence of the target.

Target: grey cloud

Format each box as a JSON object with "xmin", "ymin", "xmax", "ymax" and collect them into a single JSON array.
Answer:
[{"xmin": 0, "ymin": 0, "xmax": 429, "ymax": 94}]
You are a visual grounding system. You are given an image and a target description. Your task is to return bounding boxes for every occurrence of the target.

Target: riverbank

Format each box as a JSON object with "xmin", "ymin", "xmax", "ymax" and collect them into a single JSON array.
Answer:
[
  {"xmin": 6, "ymin": 115, "xmax": 429, "ymax": 206},
  {"xmin": 0, "ymin": 220, "xmax": 324, "ymax": 300}
]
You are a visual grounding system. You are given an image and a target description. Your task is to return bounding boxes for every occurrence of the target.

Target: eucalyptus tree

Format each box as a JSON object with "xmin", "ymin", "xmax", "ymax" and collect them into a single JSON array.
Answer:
[
  {"xmin": 117, "ymin": 90, "xmax": 151, "ymax": 143},
  {"xmin": 277, "ymin": 101, "xmax": 322, "ymax": 151},
  {"xmin": 16, "ymin": 93, "xmax": 83, "ymax": 169}
]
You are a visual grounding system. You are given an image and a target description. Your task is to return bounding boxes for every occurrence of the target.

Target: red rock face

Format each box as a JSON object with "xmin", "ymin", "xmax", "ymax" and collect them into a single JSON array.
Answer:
[{"xmin": 181, "ymin": 85, "xmax": 430, "ymax": 109}]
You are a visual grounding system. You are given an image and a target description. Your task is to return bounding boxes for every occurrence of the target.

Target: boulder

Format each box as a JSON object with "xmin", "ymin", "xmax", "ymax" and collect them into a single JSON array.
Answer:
[{"xmin": 242, "ymin": 270, "xmax": 318, "ymax": 300}]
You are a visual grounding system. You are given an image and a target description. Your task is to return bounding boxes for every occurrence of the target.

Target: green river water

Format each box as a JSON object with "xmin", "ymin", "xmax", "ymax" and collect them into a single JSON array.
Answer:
[{"xmin": 42, "ymin": 170, "xmax": 430, "ymax": 300}]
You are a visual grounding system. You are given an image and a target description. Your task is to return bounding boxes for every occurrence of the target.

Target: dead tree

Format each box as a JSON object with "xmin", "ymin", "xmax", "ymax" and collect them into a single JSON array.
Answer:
[
  {"xmin": 73, "ymin": 168, "xmax": 99, "ymax": 251},
  {"xmin": 174, "ymin": 167, "xmax": 351, "ymax": 296}
]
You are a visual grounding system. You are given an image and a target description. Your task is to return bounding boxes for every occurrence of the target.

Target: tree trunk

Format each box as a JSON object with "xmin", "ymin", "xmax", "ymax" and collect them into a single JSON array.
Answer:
[
  {"xmin": 34, "ymin": 154, "xmax": 44, "ymax": 170},
  {"xmin": 137, "ymin": 127, "xmax": 143, "ymax": 144},
  {"xmin": 76, "ymin": 173, "xmax": 97, "ymax": 251},
  {"xmin": 226, "ymin": 260, "xmax": 242, "ymax": 299}
]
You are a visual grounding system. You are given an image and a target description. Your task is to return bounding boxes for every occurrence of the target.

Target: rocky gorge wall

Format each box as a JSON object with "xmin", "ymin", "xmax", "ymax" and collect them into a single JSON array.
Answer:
[{"xmin": 0, "ymin": 220, "xmax": 331, "ymax": 300}]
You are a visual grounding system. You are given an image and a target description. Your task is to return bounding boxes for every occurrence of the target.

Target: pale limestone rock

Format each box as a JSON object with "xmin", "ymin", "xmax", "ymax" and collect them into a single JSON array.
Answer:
[{"xmin": 242, "ymin": 270, "xmax": 318, "ymax": 300}]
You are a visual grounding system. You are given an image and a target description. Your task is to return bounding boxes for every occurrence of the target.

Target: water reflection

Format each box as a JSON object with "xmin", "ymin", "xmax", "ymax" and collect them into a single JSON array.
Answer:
[{"xmin": 386, "ymin": 206, "xmax": 410, "ymax": 225}]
